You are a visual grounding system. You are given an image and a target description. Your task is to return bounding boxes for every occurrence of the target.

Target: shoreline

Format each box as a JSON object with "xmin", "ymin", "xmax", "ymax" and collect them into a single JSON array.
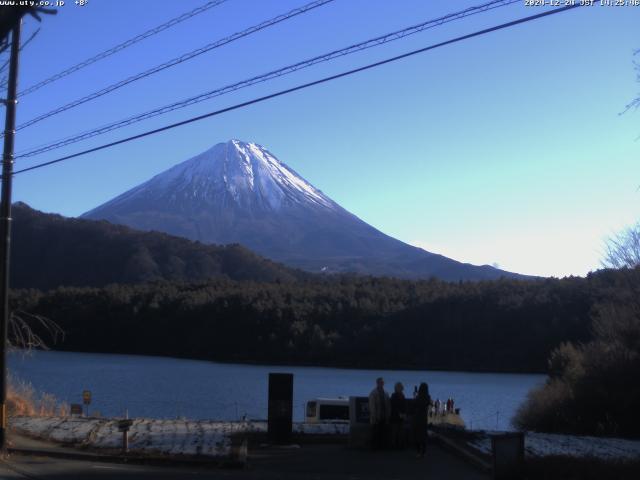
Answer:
[{"xmin": 10, "ymin": 348, "xmax": 549, "ymax": 377}]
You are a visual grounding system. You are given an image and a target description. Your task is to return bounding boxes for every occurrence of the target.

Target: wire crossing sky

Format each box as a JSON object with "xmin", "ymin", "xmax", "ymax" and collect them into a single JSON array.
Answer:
[
  {"xmin": 18, "ymin": 0, "xmax": 230, "ymax": 96},
  {"xmin": 15, "ymin": 0, "xmax": 519, "ymax": 159},
  {"xmin": 14, "ymin": 0, "xmax": 336, "ymax": 132},
  {"xmin": 11, "ymin": 0, "xmax": 640, "ymax": 278},
  {"xmin": 10, "ymin": 3, "xmax": 580, "ymax": 176}
]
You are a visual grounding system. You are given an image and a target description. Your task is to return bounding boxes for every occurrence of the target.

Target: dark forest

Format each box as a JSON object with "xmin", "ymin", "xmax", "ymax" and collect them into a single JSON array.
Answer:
[{"xmin": 12, "ymin": 268, "xmax": 635, "ymax": 374}]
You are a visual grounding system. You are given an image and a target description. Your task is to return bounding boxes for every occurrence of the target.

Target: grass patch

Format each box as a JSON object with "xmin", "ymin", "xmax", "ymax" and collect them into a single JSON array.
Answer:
[{"xmin": 7, "ymin": 374, "xmax": 67, "ymax": 417}]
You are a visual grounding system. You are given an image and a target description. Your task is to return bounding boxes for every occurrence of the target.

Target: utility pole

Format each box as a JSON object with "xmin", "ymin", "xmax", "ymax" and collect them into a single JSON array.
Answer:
[{"xmin": 0, "ymin": 19, "xmax": 21, "ymax": 451}]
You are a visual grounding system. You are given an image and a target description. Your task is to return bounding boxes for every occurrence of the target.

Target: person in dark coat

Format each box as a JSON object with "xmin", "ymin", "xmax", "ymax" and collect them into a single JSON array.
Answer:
[
  {"xmin": 389, "ymin": 382, "xmax": 407, "ymax": 449},
  {"xmin": 412, "ymin": 382, "xmax": 431, "ymax": 458}
]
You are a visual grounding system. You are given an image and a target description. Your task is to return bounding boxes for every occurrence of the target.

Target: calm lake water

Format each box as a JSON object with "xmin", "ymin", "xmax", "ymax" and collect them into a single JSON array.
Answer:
[{"xmin": 9, "ymin": 350, "xmax": 545, "ymax": 431}]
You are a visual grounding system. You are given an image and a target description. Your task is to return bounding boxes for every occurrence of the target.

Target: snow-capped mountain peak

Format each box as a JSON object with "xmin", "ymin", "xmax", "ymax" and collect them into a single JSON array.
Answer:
[
  {"xmin": 82, "ymin": 139, "xmax": 522, "ymax": 281},
  {"xmin": 221, "ymin": 139, "xmax": 335, "ymax": 210},
  {"xmin": 91, "ymin": 140, "xmax": 336, "ymax": 213}
]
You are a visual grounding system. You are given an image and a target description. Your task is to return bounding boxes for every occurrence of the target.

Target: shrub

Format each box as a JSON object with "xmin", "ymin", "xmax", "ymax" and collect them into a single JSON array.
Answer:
[
  {"xmin": 7, "ymin": 375, "xmax": 67, "ymax": 417},
  {"xmin": 514, "ymin": 300, "xmax": 640, "ymax": 436}
]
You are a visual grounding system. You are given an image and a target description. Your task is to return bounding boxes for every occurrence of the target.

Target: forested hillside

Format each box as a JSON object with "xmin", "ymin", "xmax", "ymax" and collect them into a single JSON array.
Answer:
[
  {"xmin": 12, "ymin": 269, "xmax": 630, "ymax": 373},
  {"xmin": 11, "ymin": 203, "xmax": 304, "ymax": 289}
]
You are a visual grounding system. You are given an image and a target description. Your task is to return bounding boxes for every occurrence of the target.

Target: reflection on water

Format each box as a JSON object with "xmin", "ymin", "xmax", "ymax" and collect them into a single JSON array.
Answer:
[{"xmin": 9, "ymin": 350, "xmax": 544, "ymax": 431}]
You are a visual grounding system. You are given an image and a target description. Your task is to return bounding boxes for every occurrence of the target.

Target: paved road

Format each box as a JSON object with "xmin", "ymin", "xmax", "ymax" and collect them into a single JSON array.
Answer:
[{"xmin": 0, "ymin": 443, "xmax": 489, "ymax": 480}]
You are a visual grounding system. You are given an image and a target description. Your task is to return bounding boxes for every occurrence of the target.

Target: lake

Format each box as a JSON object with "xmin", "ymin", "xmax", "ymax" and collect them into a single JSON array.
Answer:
[{"xmin": 8, "ymin": 350, "xmax": 545, "ymax": 431}]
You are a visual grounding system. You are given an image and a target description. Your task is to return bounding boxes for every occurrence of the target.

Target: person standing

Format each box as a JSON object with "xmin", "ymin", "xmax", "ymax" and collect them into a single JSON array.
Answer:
[
  {"xmin": 369, "ymin": 377, "xmax": 391, "ymax": 450},
  {"xmin": 412, "ymin": 382, "xmax": 431, "ymax": 458},
  {"xmin": 389, "ymin": 382, "xmax": 407, "ymax": 449}
]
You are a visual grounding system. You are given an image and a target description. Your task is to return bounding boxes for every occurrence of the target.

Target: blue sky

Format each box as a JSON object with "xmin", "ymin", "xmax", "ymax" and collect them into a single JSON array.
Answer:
[{"xmin": 9, "ymin": 0, "xmax": 640, "ymax": 277}]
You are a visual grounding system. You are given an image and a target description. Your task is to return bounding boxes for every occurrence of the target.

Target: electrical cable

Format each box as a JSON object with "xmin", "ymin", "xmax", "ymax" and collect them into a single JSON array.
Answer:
[
  {"xmin": 11, "ymin": 4, "xmax": 581, "ymax": 177},
  {"xmin": 18, "ymin": 0, "xmax": 230, "ymax": 97},
  {"xmin": 14, "ymin": 0, "xmax": 336, "ymax": 131},
  {"xmin": 16, "ymin": 0, "xmax": 518, "ymax": 159}
]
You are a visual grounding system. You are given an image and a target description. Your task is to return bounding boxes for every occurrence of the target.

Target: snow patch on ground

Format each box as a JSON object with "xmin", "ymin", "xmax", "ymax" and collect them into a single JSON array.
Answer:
[
  {"xmin": 467, "ymin": 431, "xmax": 640, "ymax": 461},
  {"xmin": 10, "ymin": 417, "xmax": 348, "ymax": 458}
]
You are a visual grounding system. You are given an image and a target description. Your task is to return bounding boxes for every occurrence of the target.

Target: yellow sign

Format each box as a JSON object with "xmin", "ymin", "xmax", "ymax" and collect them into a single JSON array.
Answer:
[{"xmin": 82, "ymin": 390, "xmax": 91, "ymax": 405}]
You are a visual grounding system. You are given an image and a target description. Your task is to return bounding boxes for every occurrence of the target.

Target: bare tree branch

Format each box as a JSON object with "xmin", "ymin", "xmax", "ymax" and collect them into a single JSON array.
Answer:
[
  {"xmin": 621, "ymin": 48, "xmax": 640, "ymax": 115},
  {"xmin": 603, "ymin": 222, "xmax": 640, "ymax": 269},
  {"xmin": 8, "ymin": 309, "xmax": 63, "ymax": 351}
]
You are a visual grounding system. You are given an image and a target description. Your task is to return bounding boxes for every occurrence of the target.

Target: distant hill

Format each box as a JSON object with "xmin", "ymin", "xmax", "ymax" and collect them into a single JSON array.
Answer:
[
  {"xmin": 83, "ymin": 139, "xmax": 526, "ymax": 281},
  {"xmin": 11, "ymin": 202, "xmax": 303, "ymax": 290}
]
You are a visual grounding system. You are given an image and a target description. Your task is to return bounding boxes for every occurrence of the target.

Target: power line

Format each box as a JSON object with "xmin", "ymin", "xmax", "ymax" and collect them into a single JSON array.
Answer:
[
  {"xmin": 14, "ymin": 0, "xmax": 336, "ymax": 132},
  {"xmin": 18, "ymin": 0, "xmax": 229, "ymax": 97},
  {"xmin": 11, "ymin": 3, "xmax": 581, "ymax": 177},
  {"xmin": 0, "ymin": 27, "xmax": 40, "ymax": 88},
  {"xmin": 16, "ymin": 0, "xmax": 519, "ymax": 159}
]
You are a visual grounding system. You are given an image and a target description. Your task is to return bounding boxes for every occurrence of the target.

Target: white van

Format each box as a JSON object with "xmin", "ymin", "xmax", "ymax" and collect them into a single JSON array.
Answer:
[{"xmin": 305, "ymin": 397, "xmax": 350, "ymax": 423}]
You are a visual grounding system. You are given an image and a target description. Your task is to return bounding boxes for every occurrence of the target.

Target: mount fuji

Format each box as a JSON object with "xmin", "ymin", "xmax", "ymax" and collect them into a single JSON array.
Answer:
[{"xmin": 82, "ymin": 140, "xmax": 520, "ymax": 280}]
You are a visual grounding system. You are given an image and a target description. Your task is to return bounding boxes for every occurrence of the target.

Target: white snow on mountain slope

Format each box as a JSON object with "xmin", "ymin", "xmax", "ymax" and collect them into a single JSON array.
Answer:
[{"xmin": 94, "ymin": 140, "xmax": 336, "ymax": 213}]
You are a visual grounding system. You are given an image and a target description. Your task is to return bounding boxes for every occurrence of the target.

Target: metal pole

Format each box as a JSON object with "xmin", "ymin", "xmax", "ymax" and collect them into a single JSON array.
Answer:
[
  {"xmin": 0, "ymin": 20, "xmax": 22, "ymax": 451},
  {"xmin": 122, "ymin": 429, "xmax": 128, "ymax": 454}
]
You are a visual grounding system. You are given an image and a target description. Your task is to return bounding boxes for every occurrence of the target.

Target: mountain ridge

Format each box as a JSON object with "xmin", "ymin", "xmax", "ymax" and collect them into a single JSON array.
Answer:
[{"xmin": 83, "ymin": 139, "xmax": 526, "ymax": 281}]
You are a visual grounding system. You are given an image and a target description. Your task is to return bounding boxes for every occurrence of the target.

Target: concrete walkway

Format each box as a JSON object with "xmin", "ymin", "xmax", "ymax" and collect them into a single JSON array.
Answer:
[
  {"xmin": 250, "ymin": 443, "xmax": 490, "ymax": 480},
  {"xmin": 8, "ymin": 432, "xmax": 131, "ymax": 463},
  {"xmin": 1, "ymin": 434, "xmax": 489, "ymax": 480}
]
